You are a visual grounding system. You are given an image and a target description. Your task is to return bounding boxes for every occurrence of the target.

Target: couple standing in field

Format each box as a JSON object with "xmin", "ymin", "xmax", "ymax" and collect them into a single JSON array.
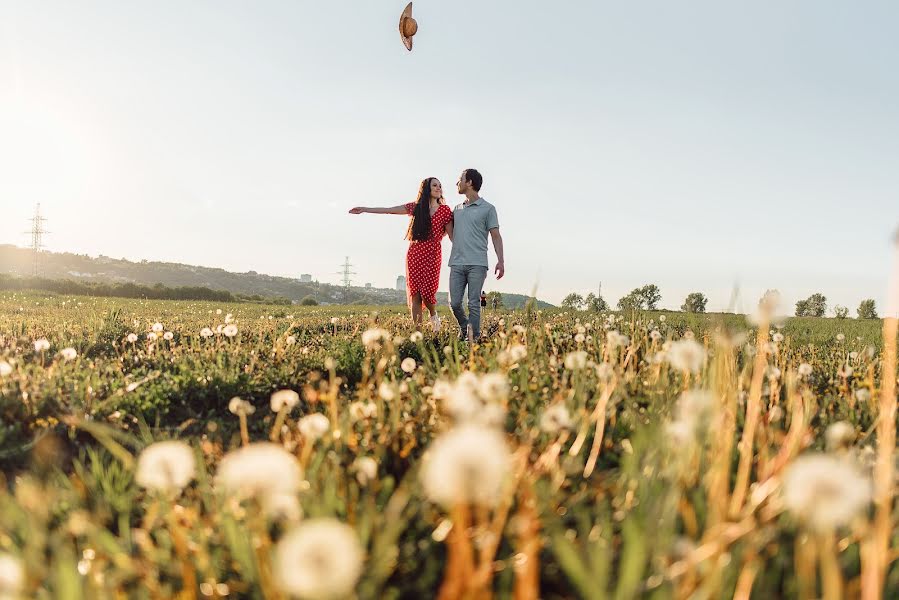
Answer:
[{"xmin": 349, "ymin": 169, "xmax": 504, "ymax": 342}]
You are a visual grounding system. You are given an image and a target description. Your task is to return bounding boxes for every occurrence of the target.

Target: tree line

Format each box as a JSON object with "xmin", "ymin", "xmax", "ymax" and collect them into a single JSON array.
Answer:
[
  {"xmin": 560, "ymin": 285, "xmax": 880, "ymax": 319},
  {"xmin": 0, "ymin": 275, "xmax": 292, "ymax": 305}
]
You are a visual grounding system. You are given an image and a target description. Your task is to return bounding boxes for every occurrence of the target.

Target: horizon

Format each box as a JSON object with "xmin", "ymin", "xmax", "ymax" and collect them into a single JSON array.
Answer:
[{"xmin": 2, "ymin": 2, "xmax": 898, "ymax": 311}]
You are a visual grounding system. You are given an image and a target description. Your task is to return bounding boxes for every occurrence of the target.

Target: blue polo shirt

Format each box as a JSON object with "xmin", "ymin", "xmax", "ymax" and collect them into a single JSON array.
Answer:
[{"xmin": 448, "ymin": 197, "xmax": 499, "ymax": 268}]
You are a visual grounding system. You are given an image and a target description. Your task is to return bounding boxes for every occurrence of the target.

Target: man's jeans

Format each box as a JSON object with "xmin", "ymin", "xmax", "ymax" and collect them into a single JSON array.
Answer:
[{"xmin": 449, "ymin": 265, "xmax": 488, "ymax": 340}]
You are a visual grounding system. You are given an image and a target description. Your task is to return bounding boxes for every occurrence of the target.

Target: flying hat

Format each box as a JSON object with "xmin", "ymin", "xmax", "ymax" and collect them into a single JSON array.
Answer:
[{"xmin": 398, "ymin": 2, "xmax": 417, "ymax": 51}]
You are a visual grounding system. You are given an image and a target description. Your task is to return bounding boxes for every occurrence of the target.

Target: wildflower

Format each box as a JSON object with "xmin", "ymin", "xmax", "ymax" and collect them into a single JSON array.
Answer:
[
  {"xmin": 330, "ymin": 317, "xmax": 339, "ymax": 325},
  {"xmin": 216, "ymin": 443, "xmax": 303, "ymax": 505},
  {"xmin": 782, "ymin": 454, "xmax": 871, "ymax": 532},
  {"xmin": 401, "ymin": 358, "xmax": 417, "ymax": 373},
  {"xmin": 666, "ymin": 339, "xmax": 706, "ymax": 374},
  {"xmin": 650, "ymin": 330, "xmax": 662, "ymax": 341},
  {"xmin": 33, "ymin": 338, "xmax": 50, "ymax": 352},
  {"xmin": 200, "ymin": 327, "xmax": 214, "ymax": 338},
  {"xmin": 659, "ymin": 315, "xmax": 667, "ymax": 322},
  {"xmin": 229, "ymin": 397, "xmax": 256, "ymax": 416},
  {"xmin": 0, "ymin": 554, "xmax": 24, "ymax": 598},
  {"xmin": 564, "ymin": 351, "xmax": 589, "ymax": 370},
  {"xmin": 574, "ymin": 333, "xmax": 585, "ymax": 343},
  {"xmin": 151, "ymin": 323, "xmax": 164, "ymax": 333},
  {"xmin": 216, "ymin": 309, "xmax": 223, "ymax": 315},
  {"xmin": 772, "ymin": 332, "xmax": 784, "ymax": 343},
  {"xmin": 825, "ymin": 421, "xmax": 856, "ymax": 452},
  {"xmin": 352, "ymin": 456, "xmax": 378, "ymax": 486},
  {"xmin": 540, "ymin": 404, "xmax": 572, "ymax": 433},
  {"xmin": 854, "ymin": 388, "xmax": 871, "ymax": 403},
  {"xmin": 421, "ymin": 424, "xmax": 511, "ymax": 509},
  {"xmin": 674, "ymin": 390, "xmax": 715, "ymax": 425},
  {"xmin": 836, "ymin": 333, "xmax": 845, "ymax": 342},
  {"xmin": 838, "ymin": 364, "xmax": 854, "ymax": 378},
  {"xmin": 225, "ymin": 313, "xmax": 234, "ymax": 324},
  {"xmin": 798, "ymin": 363, "xmax": 813, "ymax": 377},
  {"xmin": 273, "ymin": 519, "xmax": 364, "ymax": 600},
  {"xmin": 766, "ymin": 366, "xmax": 782, "ymax": 381},
  {"xmin": 361, "ymin": 328, "xmax": 389, "ymax": 349},
  {"xmin": 271, "ymin": 390, "xmax": 301, "ymax": 412},
  {"xmin": 409, "ymin": 331, "xmax": 423, "ymax": 343},
  {"xmin": 59, "ymin": 347, "xmax": 77, "ymax": 361},
  {"xmin": 135, "ymin": 441, "xmax": 196, "ymax": 494},
  {"xmin": 0, "ymin": 361, "xmax": 12, "ymax": 377},
  {"xmin": 223, "ymin": 324, "xmax": 239, "ymax": 338},
  {"xmin": 147, "ymin": 332, "xmax": 158, "ymax": 341},
  {"xmin": 298, "ymin": 414, "xmax": 330, "ymax": 440},
  {"xmin": 286, "ymin": 335, "xmax": 296, "ymax": 345},
  {"xmin": 849, "ymin": 351, "xmax": 859, "ymax": 360},
  {"xmin": 163, "ymin": 331, "xmax": 174, "ymax": 341}
]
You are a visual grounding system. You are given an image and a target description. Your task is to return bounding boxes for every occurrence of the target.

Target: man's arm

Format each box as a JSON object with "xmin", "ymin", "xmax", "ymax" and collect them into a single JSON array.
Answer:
[{"xmin": 490, "ymin": 228, "xmax": 504, "ymax": 279}]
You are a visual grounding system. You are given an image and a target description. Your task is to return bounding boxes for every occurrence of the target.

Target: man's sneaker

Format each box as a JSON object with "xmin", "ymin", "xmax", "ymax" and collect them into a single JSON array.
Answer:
[{"xmin": 430, "ymin": 313, "xmax": 441, "ymax": 333}]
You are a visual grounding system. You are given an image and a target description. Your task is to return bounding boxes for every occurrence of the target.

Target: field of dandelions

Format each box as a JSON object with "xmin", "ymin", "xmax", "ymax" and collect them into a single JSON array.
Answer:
[{"xmin": 1, "ymin": 291, "xmax": 897, "ymax": 599}]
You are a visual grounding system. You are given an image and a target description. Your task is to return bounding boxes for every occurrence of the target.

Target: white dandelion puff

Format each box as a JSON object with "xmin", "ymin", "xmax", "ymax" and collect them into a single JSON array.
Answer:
[
  {"xmin": 564, "ymin": 351, "xmax": 589, "ymax": 371},
  {"xmin": 409, "ymin": 331, "xmax": 423, "ymax": 343},
  {"xmin": 352, "ymin": 456, "xmax": 378, "ymax": 486},
  {"xmin": 298, "ymin": 413, "xmax": 330, "ymax": 441},
  {"xmin": 273, "ymin": 519, "xmax": 364, "ymax": 600},
  {"xmin": 216, "ymin": 443, "xmax": 303, "ymax": 506},
  {"xmin": 59, "ymin": 347, "xmax": 78, "ymax": 361},
  {"xmin": 0, "ymin": 361, "xmax": 12, "ymax": 377},
  {"xmin": 126, "ymin": 333, "xmax": 138, "ymax": 343},
  {"xmin": 782, "ymin": 454, "xmax": 871, "ymax": 532},
  {"xmin": 421, "ymin": 424, "xmax": 511, "ymax": 509},
  {"xmin": 509, "ymin": 344, "xmax": 528, "ymax": 362},
  {"xmin": 825, "ymin": 421, "xmax": 856, "ymax": 452},
  {"xmin": 229, "ymin": 397, "xmax": 256, "ymax": 416},
  {"xmin": 361, "ymin": 328, "xmax": 389, "ymax": 349},
  {"xmin": 33, "ymin": 338, "xmax": 50, "ymax": 352},
  {"xmin": 540, "ymin": 404, "xmax": 573, "ymax": 434},
  {"xmin": 271, "ymin": 389, "xmax": 301, "ymax": 413},
  {"xmin": 378, "ymin": 381, "xmax": 398, "ymax": 401},
  {"xmin": 401, "ymin": 358, "xmax": 417, "ymax": 373},
  {"xmin": 147, "ymin": 332, "xmax": 158, "ymax": 341},
  {"xmin": 135, "ymin": 441, "xmax": 196, "ymax": 494},
  {"xmin": 0, "ymin": 554, "xmax": 24, "ymax": 598},
  {"xmin": 200, "ymin": 327, "xmax": 214, "ymax": 338},
  {"xmin": 666, "ymin": 340, "xmax": 706, "ymax": 374},
  {"xmin": 798, "ymin": 363, "xmax": 813, "ymax": 377},
  {"xmin": 151, "ymin": 322, "xmax": 164, "ymax": 333},
  {"xmin": 163, "ymin": 331, "xmax": 174, "ymax": 341},
  {"xmin": 478, "ymin": 373, "xmax": 509, "ymax": 403},
  {"xmin": 223, "ymin": 324, "xmax": 239, "ymax": 338}
]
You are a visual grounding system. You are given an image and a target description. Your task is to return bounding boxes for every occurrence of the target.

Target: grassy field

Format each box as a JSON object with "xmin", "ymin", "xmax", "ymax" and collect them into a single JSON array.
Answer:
[{"xmin": 0, "ymin": 291, "xmax": 896, "ymax": 599}]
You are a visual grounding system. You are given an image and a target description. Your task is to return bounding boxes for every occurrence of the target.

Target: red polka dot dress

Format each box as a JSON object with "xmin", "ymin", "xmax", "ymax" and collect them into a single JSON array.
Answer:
[{"xmin": 404, "ymin": 202, "xmax": 453, "ymax": 306}]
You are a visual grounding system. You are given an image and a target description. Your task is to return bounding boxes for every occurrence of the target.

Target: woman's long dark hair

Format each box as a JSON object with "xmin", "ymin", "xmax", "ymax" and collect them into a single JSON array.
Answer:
[{"xmin": 406, "ymin": 177, "xmax": 441, "ymax": 241}]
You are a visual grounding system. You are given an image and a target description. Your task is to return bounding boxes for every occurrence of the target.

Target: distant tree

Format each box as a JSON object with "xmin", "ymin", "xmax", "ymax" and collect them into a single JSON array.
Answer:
[
  {"xmin": 638, "ymin": 284, "xmax": 662, "ymax": 310},
  {"xmin": 486, "ymin": 291, "xmax": 504, "ymax": 309},
  {"xmin": 795, "ymin": 293, "xmax": 827, "ymax": 317},
  {"xmin": 300, "ymin": 296, "xmax": 319, "ymax": 306},
  {"xmin": 681, "ymin": 292, "xmax": 708, "ymax": 313},
  {"xmin": 585, "ymin": 292, "xmax": 609, "ymax": 312},
  {"xmin": 561, "ymin": 293, "xmax": 585, "ymax": 311},
  {"xmin": 833, "ymin": 305, "xmax": 849, "ymax": 319},
  {"xmin": 617, "ymin": 290, "xmax": 643, "ymax": 312},
  {"xmin": 857, "ymin": 299, "xmax": 878, "ymax": 320}
]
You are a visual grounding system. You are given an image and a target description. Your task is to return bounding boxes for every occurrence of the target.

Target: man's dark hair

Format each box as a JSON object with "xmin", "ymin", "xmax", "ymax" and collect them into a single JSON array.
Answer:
[{"xmin": 464, "ymin": 169, "xmax": 483, "ymax": 192}]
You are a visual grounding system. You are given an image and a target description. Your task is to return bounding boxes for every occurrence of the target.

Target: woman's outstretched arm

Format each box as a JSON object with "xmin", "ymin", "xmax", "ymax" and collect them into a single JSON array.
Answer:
[{"xmin": 348, "ymin": 205, "xmax": 408, "ymax": 215}]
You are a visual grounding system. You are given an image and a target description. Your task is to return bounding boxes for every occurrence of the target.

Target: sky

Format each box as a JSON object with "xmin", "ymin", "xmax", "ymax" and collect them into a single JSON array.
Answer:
[{"xmin": 1, "ymin": 1, "xmax": 897, "ymax": 312}]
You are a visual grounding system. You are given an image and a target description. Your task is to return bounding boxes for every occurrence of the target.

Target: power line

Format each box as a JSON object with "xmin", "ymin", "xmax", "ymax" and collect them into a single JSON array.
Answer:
[
  {"xmin": 336, "ymin": 256, "xmax": 357, "ymax": 288},
  {"xmin": 23, "ymin": 203, "xmax": 49, "ymax": 277}
]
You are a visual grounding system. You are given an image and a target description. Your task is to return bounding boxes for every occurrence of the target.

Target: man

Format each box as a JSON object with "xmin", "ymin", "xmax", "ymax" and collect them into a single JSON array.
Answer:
[{"xmin": 448, "ymin": 168, "xmax": 504, "ymax": 342}]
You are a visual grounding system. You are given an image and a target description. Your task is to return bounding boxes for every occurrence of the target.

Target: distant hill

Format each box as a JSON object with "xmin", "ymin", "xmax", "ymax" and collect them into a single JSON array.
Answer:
[{"xmin": 0, "ymin": 245, "xmax": 554, "ymax": 309}]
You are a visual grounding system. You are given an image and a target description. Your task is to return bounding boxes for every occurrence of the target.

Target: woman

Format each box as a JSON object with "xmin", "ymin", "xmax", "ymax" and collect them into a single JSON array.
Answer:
[{"xmin": 349, "ymin": 177, "xmax": 454, "ymax": 330}]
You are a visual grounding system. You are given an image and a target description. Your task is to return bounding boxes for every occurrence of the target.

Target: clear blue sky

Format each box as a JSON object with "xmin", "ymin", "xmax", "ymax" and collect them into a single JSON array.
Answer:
[{"xmin": 1, "ymin": 1, "xmax": 897, "ymax": 311}]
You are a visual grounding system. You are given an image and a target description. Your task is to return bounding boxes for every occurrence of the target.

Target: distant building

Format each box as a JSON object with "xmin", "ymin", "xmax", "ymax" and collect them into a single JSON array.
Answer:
[
  {"xmin": 396, "ymin": 275, "xmax": 406, "ymax": 291},
  {"xmin": 365, "ymin": 283, "xmax": 372, "ymax": 288},
  {"xmin": 300, "ymin": 274, "xmax": 312, "ymax": 283}
]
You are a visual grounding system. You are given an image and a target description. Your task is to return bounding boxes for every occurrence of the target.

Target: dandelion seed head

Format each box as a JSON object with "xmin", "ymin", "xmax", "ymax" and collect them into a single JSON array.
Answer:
[
  {"xmin": 353, "ymin": 456, "xmax": 378, "ymax": 486},
  {"xmin": 782, "ymin": 454, "xmax": 871, "ymax": 532},
  {"xmin": 666, "ymin": 339, "xmax": 706, "ymax": 374},
  {"xmin": 298, "ymin": 413, "xmax": 330, "ymax": 440},
  {"xmin": 0, "ymin": 554, "xmax": 24, "ymax": 597},
  {"xmin": 0, "ymin": 361, "xmax": 12, "ymax": 377},
  {"xmin": 540, "ymin": 404, "xmax": 573, "ymax": 433},
  {"xmin": 200, "ymin": 327, "xmax": 214, "ymax": 338},
  {"xmin": 216, "ymin": 443, "xmax": 303, "ymax": 509},
  {"xmin": 401, "ymin": 358, "xmax": 417, "ymax": 373},
  {"xmin": 223, "ymin": 324, "xmax": 239, "ymax": 338},
  {"xmin": 59, "ymin": 347, "xmax": 77, "ymax": 361},
  {"xmin": 564, "ymin": 351, "xmax": 588, "ymax": 370},
  {"xmin": 271, "ymin": 390, "xmax": 300, "ymax": 413},
  {"xmin": 273, "ymin": 519, "xmax": 364, "ymax": 600},
  {"xmin": 135, "ymin": 441, "xmax": 196, "ymax": 494},
  {"xmin": 825, "ymin": 421, "xmax": 856, "ymax": 452},
  {"xmin": 151, "ymin": 323, "xmax": 164, "ymax": 333},
  {"xmin": 229, "ymin": 397, "xmax": 256, "ymax": 416},
  {"xmin": 33, "ymin": 338, "xmax": 50, "ymax": 352}
]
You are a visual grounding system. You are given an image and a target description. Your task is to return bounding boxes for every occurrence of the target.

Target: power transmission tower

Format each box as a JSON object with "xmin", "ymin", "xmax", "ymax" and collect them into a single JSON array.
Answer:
[
  {"xmin": 24, "ymin": 203, "xmax": 50, "ymax": 277},
  {"xmin": 336, "ymin": 256, "xmax": 357, "ymax": 302}
]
